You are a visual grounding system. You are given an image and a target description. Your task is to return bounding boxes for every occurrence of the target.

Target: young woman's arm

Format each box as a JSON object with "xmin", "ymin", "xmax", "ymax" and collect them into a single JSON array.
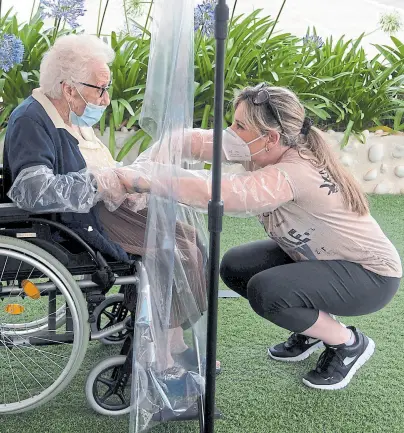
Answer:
[{"xmin": 116, "ymin": 162, "xmax": 293, "ymax": 217}]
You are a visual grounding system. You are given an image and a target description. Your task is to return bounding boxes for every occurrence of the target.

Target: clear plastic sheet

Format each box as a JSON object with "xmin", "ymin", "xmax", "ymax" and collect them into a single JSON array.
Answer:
[
  {"xmin": 189, "ymin": 128, "xmax": 216, "ymax": 162},
  {"xmin": 8, "ymin": 164, "xmax": 127, "ymax": 213},
  {"xmin": 129, "ymin": 0, "xmax": 209, "ymax": 430},
  {"xmin": 136, "ymin": 128, "xmax": 220, "ymax": 164},
  {"xmin": 117, "ymin": 161, "xmax": 294, "ymax": 217}
]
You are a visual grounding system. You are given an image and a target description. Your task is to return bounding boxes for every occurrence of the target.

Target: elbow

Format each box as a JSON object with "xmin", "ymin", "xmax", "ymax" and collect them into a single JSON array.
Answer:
[{"xmin": 221, "ymin": 193, "xmax": 280, "ymax": 217}]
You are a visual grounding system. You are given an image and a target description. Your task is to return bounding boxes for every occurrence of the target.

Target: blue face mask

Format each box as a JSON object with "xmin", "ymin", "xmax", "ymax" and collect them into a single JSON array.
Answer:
[{"xmin": 69, "ymin": 88, "xmax": 107, "ymax": 127}]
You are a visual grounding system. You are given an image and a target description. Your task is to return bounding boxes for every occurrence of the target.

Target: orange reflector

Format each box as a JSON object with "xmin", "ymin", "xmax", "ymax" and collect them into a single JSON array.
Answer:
[
  {"xmin": 5, "ymin": 304, "xmax": 24, "ymax": 315},
  {"xmin": 22, "ymin": 280, "xmax": 40, "ymax": 300}
]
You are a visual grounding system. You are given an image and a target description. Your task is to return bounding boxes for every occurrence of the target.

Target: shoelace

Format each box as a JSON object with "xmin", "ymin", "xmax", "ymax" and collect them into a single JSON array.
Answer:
[
  {"xmin": 284, "ymin": 333, "xmax": 307, "ymax": 349},
  {"xmin": 315, "ymin": 346, "xmax": 344, "ymax": 373}
]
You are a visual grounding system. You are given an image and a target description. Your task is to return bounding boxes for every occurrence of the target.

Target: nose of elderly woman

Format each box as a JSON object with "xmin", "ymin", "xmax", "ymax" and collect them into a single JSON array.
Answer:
[{"xmin": 102, "ymin": 90, "xmax": 110, "ymax": 106}]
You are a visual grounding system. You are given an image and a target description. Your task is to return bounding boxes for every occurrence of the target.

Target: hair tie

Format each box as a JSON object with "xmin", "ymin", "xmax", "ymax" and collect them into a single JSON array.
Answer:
[{"xmin": 301, "ymin": 117, "xmax": 313, "ymax": 135}]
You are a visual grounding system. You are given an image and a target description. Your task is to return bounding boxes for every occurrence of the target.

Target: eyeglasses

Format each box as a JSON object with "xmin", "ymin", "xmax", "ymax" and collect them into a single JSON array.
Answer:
[
  {"xmin": 252, "ymin": 88, "xmax": 285, "ymax": 133},
  {"xmin": 60, "ymin": 80, "xmax": 112, "ymax": 97},
  {"xmin": 78, "ymin": 80, "xmax": 112, "ymax": 98}
]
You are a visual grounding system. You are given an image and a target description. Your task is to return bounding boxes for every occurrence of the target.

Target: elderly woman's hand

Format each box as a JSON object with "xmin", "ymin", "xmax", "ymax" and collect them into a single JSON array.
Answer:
[
  {"xmin": 115, "ymin": 165, "xmax": 152, "ymax": 194},
  {"xmin": 92, "ymin": 168, "xmax": 129, "ymax": 211},
  {"xmin": 123, "ymin": 192, "xmax": 149, "ymax": 213}
]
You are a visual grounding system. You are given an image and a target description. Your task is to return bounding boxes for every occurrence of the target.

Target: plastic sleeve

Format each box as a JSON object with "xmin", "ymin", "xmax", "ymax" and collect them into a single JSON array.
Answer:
[
  {"xmin": 8, "ymin": 165, "xmax": 128, "ymax": 213},
  {"xmin": 116, "ymin": 162, "xmax": 294, "ymax": 217},
  {"xmin": 188, "ymin": 128, "xmax": 228, "ymax": 162}
]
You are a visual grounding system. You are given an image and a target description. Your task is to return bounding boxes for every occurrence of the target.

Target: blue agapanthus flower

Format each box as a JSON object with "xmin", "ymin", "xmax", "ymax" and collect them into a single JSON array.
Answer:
[
  {"xmin": 194, "ymin": 0, "xmax": 216, "ymax": 37},
  {"xmin": 131, "ymin": 23, "xmax": 143, "ymax": 38},
  {"xmin": 302, "ymin": 34, "xmax": 324, "ymax": 49},
  {"xmin": 0, "ymin": 34, "xmax": 25, "ymax": 73},
  {"xmin": 40, "ymin": 0, "xmax": 86, "ymax": 29}
]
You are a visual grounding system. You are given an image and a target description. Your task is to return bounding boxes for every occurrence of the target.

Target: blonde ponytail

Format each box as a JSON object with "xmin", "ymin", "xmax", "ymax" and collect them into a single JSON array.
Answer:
[{"xmin": 304, "ymin": 127, "xmax": 369, "ymax": 216}]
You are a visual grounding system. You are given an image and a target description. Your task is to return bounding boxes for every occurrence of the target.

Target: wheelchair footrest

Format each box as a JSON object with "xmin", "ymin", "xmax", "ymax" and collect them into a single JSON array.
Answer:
[
  {"xmin": 152, "ymin": 402, "xmax": 222, "ymax": 423},
  {"xmin": 28, "ymin": 333, "xmax": 75, "ymax": 346}
]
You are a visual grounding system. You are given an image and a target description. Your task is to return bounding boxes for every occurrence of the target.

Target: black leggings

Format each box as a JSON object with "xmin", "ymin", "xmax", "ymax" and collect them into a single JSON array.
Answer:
[{"xmin": 219, "ymin": 240, "xmax": 401, "ymax": 333}]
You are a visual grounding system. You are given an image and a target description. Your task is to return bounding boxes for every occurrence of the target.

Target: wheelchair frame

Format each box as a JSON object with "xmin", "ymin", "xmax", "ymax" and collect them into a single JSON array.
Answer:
[
  {"xmin": 0, "ymin": 168, "xmax": 218, "ymax": 427},
  {"xmin": 0, "ymin": 163, "xmax": 139, "ymax": 413}
]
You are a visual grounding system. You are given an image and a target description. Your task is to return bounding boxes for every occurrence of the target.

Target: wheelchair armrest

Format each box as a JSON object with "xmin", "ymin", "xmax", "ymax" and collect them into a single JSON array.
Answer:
[{"xmin": 0, "ymin": 203, "xmax": 31, "ymax": 220}]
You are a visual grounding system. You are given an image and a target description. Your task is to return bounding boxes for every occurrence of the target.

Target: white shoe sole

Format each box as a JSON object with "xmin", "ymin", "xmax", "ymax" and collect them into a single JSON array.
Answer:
[
  {"xmin": 302, "ymin": 337, "xmax": 375, "ymax": 390},
  {"xmin": 268, "ymin": 341, "xmax": 324, "ymax": 362}
]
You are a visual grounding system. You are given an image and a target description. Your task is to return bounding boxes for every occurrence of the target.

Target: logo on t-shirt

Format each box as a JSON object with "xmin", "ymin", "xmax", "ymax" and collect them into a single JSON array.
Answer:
[
  {"xmin": 319, "ymin": 169, "xmax": 339, "ymax": 195},
  {"xmin": 269, "ymin": 228, "xmax": 318, "ymax": 261}
]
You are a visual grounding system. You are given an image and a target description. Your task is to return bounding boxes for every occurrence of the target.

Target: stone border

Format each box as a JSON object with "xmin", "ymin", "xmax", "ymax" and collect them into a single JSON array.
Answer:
[{"xmin": 326, "ymin": 130, "xmax": 404, "ymax": 195}]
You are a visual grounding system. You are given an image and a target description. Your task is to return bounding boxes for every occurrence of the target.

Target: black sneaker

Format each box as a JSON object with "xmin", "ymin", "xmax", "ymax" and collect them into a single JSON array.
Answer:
[
  {"xmin": 268, "ymin": 333, "xmax": 324, "ymax": 362},
  {"xmin": 302, "ymin": 326, "xmax": 375, "ymax": 390}
]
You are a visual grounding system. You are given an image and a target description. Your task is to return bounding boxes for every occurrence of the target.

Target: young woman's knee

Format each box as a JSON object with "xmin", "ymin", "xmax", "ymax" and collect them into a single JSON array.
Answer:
[
  {"xmin": 219, "ymin": 247, "xmax": 245, "ymax": 286},
  {"xmin": 246, "ymin": 272, "xmax": 282, "ymax": 319}
]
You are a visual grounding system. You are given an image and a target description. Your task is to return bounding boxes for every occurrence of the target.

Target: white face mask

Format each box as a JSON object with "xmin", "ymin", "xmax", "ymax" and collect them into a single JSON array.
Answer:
[{"xmin": 222, "ymin": 127, "xmax": 266, "ymax": 161}]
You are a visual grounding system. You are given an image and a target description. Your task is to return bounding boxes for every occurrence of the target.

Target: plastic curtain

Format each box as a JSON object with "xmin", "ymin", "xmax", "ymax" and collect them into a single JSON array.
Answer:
[{"xmin": 129, "ymin": 0, "xmax": 208, "ymax": 431}]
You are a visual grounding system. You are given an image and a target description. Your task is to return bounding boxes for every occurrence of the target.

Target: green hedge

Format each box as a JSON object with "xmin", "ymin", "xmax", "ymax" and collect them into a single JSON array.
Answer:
[{"xmin": 2, "ymin": 8, "xmax": 404, "ymax": 159}]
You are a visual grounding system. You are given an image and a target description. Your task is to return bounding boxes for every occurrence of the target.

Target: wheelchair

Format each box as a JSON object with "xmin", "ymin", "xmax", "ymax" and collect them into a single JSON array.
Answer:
[
  {"xmin": 0, "ymin": 166, "xmax": 214, "ymax": 426},
  {"xmin": 0, "ymin": 165, "xmax": 140, "ymax": 415}
]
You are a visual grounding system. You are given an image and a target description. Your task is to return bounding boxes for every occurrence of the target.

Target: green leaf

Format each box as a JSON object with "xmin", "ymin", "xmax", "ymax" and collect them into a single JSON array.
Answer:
[
  {"xmin": 109, "ymin": 117, "xmax": 116, "ymax": 158},
  {"xmin": 130, "ymin": 19, "xmax": 151, "ymax": 37},
  {"xmin": 194, "ymin": 80, "xmax": 213, "ymax": 97},
  {"xmin": 303, "ymin": 102, "xmax": 330, "ymax": 120},
  {"xmin": 0, "ymin": 128, "xmax": 7, "ymax": 142},
  {"xmin": 116, "ymin": 129, "xmax": 145, "ymax": 161},
  {"xmin": 138, "ymin": 134, "xmax": 153, "ymax": 155},
  {"xmin": 201, "ymin": 105, "xmax": 212, "ymax": 129},
  {"xmin": 0, "ymin": 106, "xmax": 13, "ymax": 127},
  {"xmin": 99, "ymin": 110, "xmax": 106, "ymax": 136},
  {"xmin": 124, "ymin": 84, "xmax": 145, "ymax": 93},
  {"xmin": 393, "ymin": 108, "xmax": 404, "ymax": 131},
  {"xmin": 126, "ymin": 114, "xmax": 139, "ymax": 129},
  {"xmin": 271, "ymin": 71, "xmax": 279, "ymax": 82},
  {"xmin": 118, "ymin": 98, "xmax": 135, "ymax": 116},
  {"xmin": 390, "ymin": 36, "xmax": 404, "ymax": 56},
  {"xmin": 340, "ymin": 120, "xmax": 354, "ymax": 148},
  {"xmin": 128, "ymin": 94, "xmax": 145, "ymax": 103},
  {"xmin": 111, "ymin": 100, "xmax": 120, "ymax": 129}
]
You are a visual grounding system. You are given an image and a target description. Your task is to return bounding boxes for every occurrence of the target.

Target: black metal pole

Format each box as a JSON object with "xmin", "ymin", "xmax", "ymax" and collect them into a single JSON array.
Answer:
[{"xmin": 203, "ymin": 1, "xmax": 229, "ymax": 433}]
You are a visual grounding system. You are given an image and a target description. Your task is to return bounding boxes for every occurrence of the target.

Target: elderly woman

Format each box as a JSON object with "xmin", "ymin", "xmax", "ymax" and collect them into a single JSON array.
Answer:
[
  {"xmin": 3, "ymin": 34, "xmax": 217, "ymax": 383},
  {"xmin": 3, "ymin": 36, "xmax": 126, "ymax": 260}
]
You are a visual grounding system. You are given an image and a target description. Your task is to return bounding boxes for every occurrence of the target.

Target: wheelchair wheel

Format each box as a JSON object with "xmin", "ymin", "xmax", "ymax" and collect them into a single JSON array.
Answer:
[
  {"xmin": 85, "ymin": 355, "xmax": 148, "ymax": 416},
  {"xmin": 0, "ymin": 236, "xmax": 89, "ymax": 414},
  {"xmin": 93, "ymin": 293, "xmax": 130, "ymax": 345}
]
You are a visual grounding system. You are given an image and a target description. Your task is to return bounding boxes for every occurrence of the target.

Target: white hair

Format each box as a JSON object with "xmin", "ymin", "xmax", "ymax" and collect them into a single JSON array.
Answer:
[{"xmin": 39, "ymin": 34, "xmax": 115, "ymax": 99}]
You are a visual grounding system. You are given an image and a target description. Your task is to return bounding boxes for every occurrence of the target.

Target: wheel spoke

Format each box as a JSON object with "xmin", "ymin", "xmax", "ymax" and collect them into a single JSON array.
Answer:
[
  {"xmin": 0, "ymin": 241, "xmax": 87, "ymax": 413},
  {"xmin": 2, "ymin": 343, "xmax": 45, "ymax": 390},
  {"xmin": 2, "ymin": 339, "xmax": 21, "ymax": 402},
  {"xmin": 6, "ymin": 340, "xmax": 59, "ymax": 381},
  {"xmin": 98, "ymin": 376, "xmax": 115, "ymax": 388},
  {"xmin": 99, "ymin": 388, "xmax": 115, "ymax": 403},
  {"xmin": 102, "ymin": 311, "xmax": 115, "ymax": 321},
  {"xmin": 14, "ymin": 343, "xmax": 70, "ymax": 361},
  {"xmin": 117, "ymin": 390, "xmax": 129, "ymax": 406}
]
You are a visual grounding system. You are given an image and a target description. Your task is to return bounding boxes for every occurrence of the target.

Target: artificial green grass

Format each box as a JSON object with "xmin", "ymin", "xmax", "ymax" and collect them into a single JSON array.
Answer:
[{"xmin": 3, "ymin": 195, "xmax": 404, "ymax": 433}]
